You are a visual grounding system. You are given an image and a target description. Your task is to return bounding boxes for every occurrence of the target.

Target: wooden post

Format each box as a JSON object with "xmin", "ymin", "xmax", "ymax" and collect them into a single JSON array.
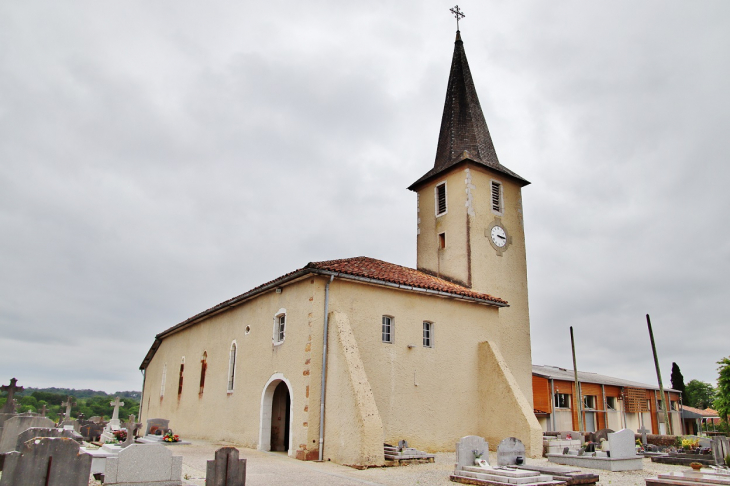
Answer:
[
  {"xmin": 647, "ymin": 314, "xmax": 673, "ymax": 435},
  {"xmin": 570, "ymin": 326, "xmax": 584, "ymax": 432}
]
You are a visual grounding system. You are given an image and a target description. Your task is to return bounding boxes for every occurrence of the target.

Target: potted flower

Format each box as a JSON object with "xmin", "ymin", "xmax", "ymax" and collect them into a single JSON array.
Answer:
[{"xmin": 689, "ymin": 462, "xmax": 703, "ymax": 471}]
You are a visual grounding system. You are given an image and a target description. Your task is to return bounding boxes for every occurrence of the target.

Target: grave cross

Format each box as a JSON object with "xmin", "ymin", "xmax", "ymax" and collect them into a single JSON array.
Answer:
[
  {"xmin": 40, "ymin": 403, "xmax": 47, "ymax": 417},
  {"xmin": 450, "ymin": 5, "xmax": 465, "ymax": 31},
  {"xmin": 637, "ymin": 426, "xmax": 650, "ymax": 447},
  {"xmin": 61, "ymin": 396, "xmax": 76, "ymax": 419},
  {"xmin": 1, "ymin": 377, "xmax": 24, "ymax": 413},
  {"xmin": 110, "ymin": 396, "xmax": 125, "ymax": 421},
  {"xmin": 122, "ymin": 414, "xmax": 141, "ymax": 448}
]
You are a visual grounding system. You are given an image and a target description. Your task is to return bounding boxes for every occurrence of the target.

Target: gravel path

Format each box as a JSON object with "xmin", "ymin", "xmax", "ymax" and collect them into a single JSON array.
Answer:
[{"xmin": 165, "ymin": 439, "xmax": 697, "ymax": 486}]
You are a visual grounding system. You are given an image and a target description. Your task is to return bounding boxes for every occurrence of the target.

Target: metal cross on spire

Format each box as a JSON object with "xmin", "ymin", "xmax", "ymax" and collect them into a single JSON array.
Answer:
[{"xmin": 450, "ymin": 5, "xmax": 465, "ymax": 31}]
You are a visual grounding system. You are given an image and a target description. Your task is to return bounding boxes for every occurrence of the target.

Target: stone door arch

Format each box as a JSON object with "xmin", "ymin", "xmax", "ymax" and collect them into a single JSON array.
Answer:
[{"xmin": 258, "ymin": 373, "xmax": 293, "ymax": 454}]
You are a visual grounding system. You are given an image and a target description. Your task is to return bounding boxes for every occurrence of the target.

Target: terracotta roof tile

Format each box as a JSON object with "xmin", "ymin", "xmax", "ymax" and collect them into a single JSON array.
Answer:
[{"xmin": 306, "ymin": 256, "xmax": 507, "ymax": 305}]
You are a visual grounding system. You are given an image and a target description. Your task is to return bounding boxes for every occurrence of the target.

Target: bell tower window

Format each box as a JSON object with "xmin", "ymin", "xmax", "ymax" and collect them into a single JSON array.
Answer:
[
  {"xmin": 491, "ymin": 180, "xmax": 502, "ymax": 214},
  {"xmin": 435, "ymin": 182, "xmax": 447, "ymax": 216}
]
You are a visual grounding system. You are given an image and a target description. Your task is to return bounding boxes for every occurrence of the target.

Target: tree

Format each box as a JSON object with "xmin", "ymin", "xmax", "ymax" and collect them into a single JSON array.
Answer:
[
  {"xmin": 671, "ymin": 362, "xmax": 686, "ymax": 396},
  {"xmin": 685, "ymin": 379, "xmax": 716, "ymax": 409},
  {"xmin": 714, "ymin": 357, "xmax": 730, "ymax": 424}
]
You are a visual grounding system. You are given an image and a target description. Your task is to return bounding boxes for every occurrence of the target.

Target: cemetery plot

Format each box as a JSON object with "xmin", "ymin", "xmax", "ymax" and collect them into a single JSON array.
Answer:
[
  {"xmin": 383, "ymin": 440, "xmax": 435, "ymax": 466},
  {"xmin": 451, "ymin": 435, "xmax": 565, "ymax": 486},
  {"xmin": 546, "ymin": 428, "xmax": 643, "ymax": 471},
  {"xmin": 0, "ymin": 437, "xmax": 92, "ymax": 486}
]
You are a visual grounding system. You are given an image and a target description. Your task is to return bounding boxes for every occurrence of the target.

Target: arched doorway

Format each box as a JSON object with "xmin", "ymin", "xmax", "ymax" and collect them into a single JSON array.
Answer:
[
  {"xmin": 258, "ymin": 374, "xmax": 293, "ymax": 454},
  {"xmin": 270, "ymin": 382, "xmax": 290, "ymax": 451}
]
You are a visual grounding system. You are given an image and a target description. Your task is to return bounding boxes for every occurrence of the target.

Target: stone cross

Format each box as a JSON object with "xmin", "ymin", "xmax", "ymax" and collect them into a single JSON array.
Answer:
[
  {"xmin": 637, "ymin": 426, "xmax": 650, "ymax": 447},
  {"xmin": 40, "ymin": 404, "xmax": 47, "ymax": 417},
  {"xmin": 122, "ymin": 414, "xmax": 141, "ymax": 448},
  {"xmin": 110, "ymin": 396, "xmax": 125, "ymax": 421},
  {"xmin": 1, "ymin": 377, "xmax": 23, "ymax": 413},
  {"xmin": 61, "ymin": 396, "xmax": 76, "ymax": 419}
]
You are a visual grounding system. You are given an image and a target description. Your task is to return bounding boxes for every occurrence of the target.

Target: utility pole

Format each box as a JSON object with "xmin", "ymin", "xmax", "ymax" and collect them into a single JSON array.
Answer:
[
  {"xmin": 570, "ymin": 326, "xmax": 584, "ymax": 432},
  {"xmin": 647, "ymin": 314, "xmax": 673, "ymax": 435}
]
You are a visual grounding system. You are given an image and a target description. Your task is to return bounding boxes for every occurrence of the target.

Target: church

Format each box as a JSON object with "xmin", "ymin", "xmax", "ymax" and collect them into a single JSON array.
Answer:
[{"xmin": 138, "ymin": 30, "xmax": 542, "ymax": 466}]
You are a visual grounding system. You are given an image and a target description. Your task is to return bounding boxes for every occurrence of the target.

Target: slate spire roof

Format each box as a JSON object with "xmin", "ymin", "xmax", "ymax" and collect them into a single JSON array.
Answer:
[{"xmin": 409, "ymin": 31, "xmax": 528, "ymax": 190}]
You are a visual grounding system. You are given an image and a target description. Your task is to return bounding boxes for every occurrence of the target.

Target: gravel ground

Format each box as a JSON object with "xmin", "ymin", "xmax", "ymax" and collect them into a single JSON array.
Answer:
[{"xmin": 158, "ymin": 439, "xmax": 697, "ymax": 486}]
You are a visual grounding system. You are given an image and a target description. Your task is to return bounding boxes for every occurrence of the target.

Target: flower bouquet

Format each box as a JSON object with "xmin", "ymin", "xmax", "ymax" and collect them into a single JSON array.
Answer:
[{"xmin": 163, "ymin": 430, "xmax": 180, "ymax": 442}]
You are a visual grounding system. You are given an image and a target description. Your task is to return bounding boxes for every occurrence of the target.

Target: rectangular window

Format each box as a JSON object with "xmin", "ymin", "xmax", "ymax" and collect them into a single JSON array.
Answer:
[
  {"xmin": 606, "ymin": 396, "xmax": 617, "ymax": 410},
  {"xmin": 227, "ymin": 343, "xmax": 237, "ymax": 392},
  {"xmin": 554, "ymin": 393, "xmax": 571, "ymax": 409},
  {"xmin": 491, "ymin": 181, "xmax": 502, "ymax": 213},
  {"xmin": 438, "ymin": 233, "xmax": 446, "ymax": 249},
  {"xmin": 382, "ymin": 316, "xmax": 393, "ymax": 343},
  {"xmin": 583, "ymin": 395, "xmax": 597, "ymax": 410},
  {"xmin": 276, "ymin": 315, "xmax": 286, "ymax": 343},
  {"xmin": 423, "ymin": 321, "xmax": 433, "ymax": 347},
  {"xmin": 435, "ymin": 182, "xmax": 447, "ymax": 216}
]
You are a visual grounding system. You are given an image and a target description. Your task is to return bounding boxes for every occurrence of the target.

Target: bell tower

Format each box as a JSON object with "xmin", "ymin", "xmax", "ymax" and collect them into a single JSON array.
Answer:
[{"xmin": 408, "ymin": 30, "xmax": 533, "ymax": 388}]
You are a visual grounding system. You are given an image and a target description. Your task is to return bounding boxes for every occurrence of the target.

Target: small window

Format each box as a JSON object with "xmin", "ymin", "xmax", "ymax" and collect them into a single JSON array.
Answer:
[
  {"xmin": 671, "ymin": 401, "xmax": 678, "ymax": 411},
  {"xmin": 273, "ymin": 310, "xmax": 286, "ymax": 345},
  {"xmin": 438, "ymin": 233, "xmax": 446, "ymax": 249},
  {"xmin": 491, "ymin": 180, "xmax": 502, "ymax": 213},
  {"xmin": 606, "ymin": 396, "xmax": 617, "ymax": 410},
  {"xmin": 227, "ymin": 342, "xmax": 237, "ymax": 392},
  {"xmin": 554, "ymin": 392, "xmax": 571, "ymax": 409},
  {"xmin": 177, "ymin": 357, "xmax": 185, "ymax": 398},
  {"xmin": 583, "ymin": 395, "xmax": 597, "ymax": 410},
  {"xmin": 382, "ymin": 316, "xmax": 393, "ymax": 343},
  {"xmin": 160, "ymin": 363, "xmax": 167, "ymax": 398},
  {"xmin": 423, "ymin": 321, "xmax": 433, "ymax": 348},
  {"xmin": 199, "ymin": 351, "xmax": 207, "ymax": 397},
  {"xmin": 435, "ymin": 182, "xmax": 447, "ymax": 216}
]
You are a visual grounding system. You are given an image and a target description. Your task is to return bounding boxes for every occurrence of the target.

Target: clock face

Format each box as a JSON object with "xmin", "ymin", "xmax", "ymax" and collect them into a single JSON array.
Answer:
[{"xmin": 491, "ymin": 226, "xmax": 507, "ymax": 248}]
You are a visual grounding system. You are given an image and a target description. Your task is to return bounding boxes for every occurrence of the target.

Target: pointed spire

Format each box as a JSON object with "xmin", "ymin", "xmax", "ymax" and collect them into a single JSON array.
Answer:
[{"xmin": 409, "ymin": 32, "xmax": 527, "ymax": 190}]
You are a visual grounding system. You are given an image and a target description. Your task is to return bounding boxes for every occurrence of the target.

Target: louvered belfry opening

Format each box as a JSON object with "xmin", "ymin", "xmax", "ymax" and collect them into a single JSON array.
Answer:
[
  {"xmin": 436, "ymin": 183, "xmax": 447, "ymax": 215},
  {"xmin": 491, "ymin": 181, "xmax": 501, "ymax": 212}
]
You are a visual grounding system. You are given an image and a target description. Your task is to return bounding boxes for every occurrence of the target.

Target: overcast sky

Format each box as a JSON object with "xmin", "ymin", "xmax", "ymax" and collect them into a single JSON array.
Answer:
[{"xmin": 1, "ymin": 1, "xmax": 729, "ymax": 395}]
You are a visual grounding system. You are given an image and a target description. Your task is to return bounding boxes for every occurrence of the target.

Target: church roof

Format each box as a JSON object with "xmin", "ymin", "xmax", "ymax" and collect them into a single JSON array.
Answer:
[
  {"xmin": 408, "ymin": 31, "xmax": 528, "ymax": 191},
  {"xmin": 141, "ymin": 256, "xmax": 507, "ymax": 369}
]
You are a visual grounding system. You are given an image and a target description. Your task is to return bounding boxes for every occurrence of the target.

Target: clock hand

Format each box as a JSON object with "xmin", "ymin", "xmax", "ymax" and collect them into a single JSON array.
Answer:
[{"xmin": 497, "ymin": 235, "xmax": 506, "ymax": 240}]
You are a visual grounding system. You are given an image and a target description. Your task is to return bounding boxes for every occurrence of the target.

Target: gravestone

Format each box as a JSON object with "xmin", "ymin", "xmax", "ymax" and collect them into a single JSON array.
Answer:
[
  {"xmin": 594, "ymin": 428, "xmax": 614, "ymax": 443},
  {"xmin": 15, "ymin": 426, "xmax": 82, "ymax": 451},
  {"xmin": 146, "ymin": 417, "xmax": 171, "ymax": 436},
  {"xmin": 497, "ymin": 437, "xmax": 525, "ymax": 466},
  {"xmin": 206, "ymin": 447, "xmax": 247, "ymax": 486},
  {"xmin": 89, "ymin": 416, "xmax": 103, "ymax": 423},
  {"xmin": 80, "ymin": 421, "xmax": 105, "ymax": 442},
  {"xmin": 104, "ymin": 443, "xmax": 182, "ymax": 485},
  {"xmin": 122, "ymin": 414, "xmax": 142, "ymax": 448},
  {"xmin": 62, "ymin": 419, "xmax": 81, "ymax": 432},
  {"xmin": 712, "ymin": 436, "xmax": 729, "ymax": 466},
  {"xmin": 637, "ymin": 426, "xmax": 650, "ymax": 447},
  {"xmin": 0, "ymin": 415, "xmax": 54, "ymax": 453},
  {"xmin": 0, "ymin": 437, "xmax": 92, "ymax": 486},
  {"xmin": 0, "ymin": 378, "xmax": 23, "ymax": 414},
  {"xmin": 607, "ymin": 429, "xmax": 636, "ymax": 459},
  {"xmin": 455, "ymin": 435, "xmax": 489, "ymax": 471},
  {"xmin": 559, "ymin": 431, "xmax": 585, "ymax": 445}
]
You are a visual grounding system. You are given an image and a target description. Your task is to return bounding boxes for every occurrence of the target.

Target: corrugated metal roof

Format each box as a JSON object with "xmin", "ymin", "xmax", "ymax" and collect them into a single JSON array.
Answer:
[{"xmin": 533, "ymin": 364, "xmax": 679, "ymax": 393}]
